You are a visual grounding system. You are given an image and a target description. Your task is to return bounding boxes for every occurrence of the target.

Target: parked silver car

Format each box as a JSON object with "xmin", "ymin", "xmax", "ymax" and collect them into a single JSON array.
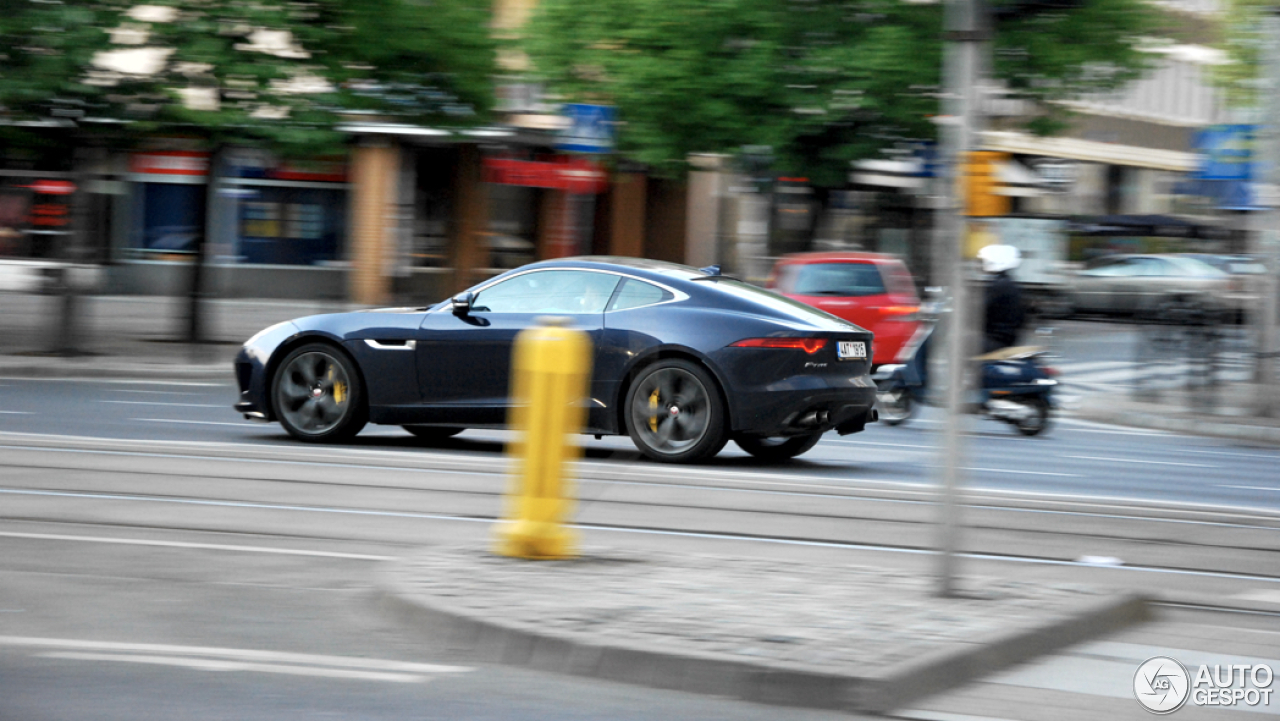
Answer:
[{"xmin": 1066, "ymin": 254, "xmax": 1231, "ymax": 316}]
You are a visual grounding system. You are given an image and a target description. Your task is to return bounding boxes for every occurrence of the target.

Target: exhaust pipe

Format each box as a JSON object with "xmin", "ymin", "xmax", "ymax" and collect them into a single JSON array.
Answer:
[{"xmin": 796, "ymin": 409, "xmax": 830, "ymax": 428}]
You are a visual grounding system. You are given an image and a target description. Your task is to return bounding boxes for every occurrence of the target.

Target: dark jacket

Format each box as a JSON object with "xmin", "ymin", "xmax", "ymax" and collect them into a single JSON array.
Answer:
[{"xmin": 983, "ymin": 271, "xmax": 1025, "ymax": 352}]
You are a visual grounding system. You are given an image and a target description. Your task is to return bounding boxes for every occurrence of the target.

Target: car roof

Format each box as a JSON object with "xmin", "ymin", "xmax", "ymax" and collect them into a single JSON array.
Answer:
[{"xmin": 773, "ymin": 252, "xmax": 904, "ymax": 266}]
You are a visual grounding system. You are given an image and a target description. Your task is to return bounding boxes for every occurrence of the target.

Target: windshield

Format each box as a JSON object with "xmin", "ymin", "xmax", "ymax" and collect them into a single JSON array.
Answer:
[{"xmin": 787, "ymin": 262, "xmax": 887, "ymax": 297}]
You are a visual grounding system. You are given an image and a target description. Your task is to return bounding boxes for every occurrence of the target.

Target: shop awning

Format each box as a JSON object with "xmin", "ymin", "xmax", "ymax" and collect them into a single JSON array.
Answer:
[{"xmin": 981, "ymin": 130, "xmax": 1198, "ymax": 172}]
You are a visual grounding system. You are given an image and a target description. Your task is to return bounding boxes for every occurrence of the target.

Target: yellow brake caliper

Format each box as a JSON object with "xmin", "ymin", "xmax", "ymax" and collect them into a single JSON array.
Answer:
[
  {"xmin": 648, "ymin": 389, "xmax": 660, "ymax": 432},
  {"xmin": 329, "ymin": 367, "xmax": 347, "ymax": 404}
]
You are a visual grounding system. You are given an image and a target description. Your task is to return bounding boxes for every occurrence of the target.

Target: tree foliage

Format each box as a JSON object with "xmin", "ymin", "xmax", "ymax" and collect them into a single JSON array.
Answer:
[
  {"xmin": 523, "ymin": 0, "xmax": 1159, "ymax": 186},
  {"xmin": 0, "ymin": 0, "xmax": 497, "ymax": 154},
  {"xmin": 1211, "ymin": 0, "xmax": 1271, "ymax": 109}
]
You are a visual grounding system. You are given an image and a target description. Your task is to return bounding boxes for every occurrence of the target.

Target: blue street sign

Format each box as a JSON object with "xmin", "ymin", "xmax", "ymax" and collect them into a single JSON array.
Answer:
[
  {"xmin": 1193, "ymin": 124, "xmax": 1255, "ymax": 181},
  {"xmin": 557, "ymin": 104, "xmax": 616, "ymax": 154}
]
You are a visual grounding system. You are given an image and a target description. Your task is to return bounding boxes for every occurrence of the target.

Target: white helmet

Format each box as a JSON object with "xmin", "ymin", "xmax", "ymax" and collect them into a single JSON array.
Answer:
[{"xmin": 978, "ymin": 244, "xmax": 1021, "ymax": 274}]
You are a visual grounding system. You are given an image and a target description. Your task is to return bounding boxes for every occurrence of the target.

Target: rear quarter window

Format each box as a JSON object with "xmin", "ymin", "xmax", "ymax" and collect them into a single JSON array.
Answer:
[{"xmin": 608, "ymin": 278, "xmax": 673, "ymax": 311}]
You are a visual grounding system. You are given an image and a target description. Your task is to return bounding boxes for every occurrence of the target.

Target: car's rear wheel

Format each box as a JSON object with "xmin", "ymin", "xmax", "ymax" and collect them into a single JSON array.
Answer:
[
  {"xmin": 624, "ymin": 359, "xmax": 727, "ymax": 463},
  {"xmin": 273, "ymin": 343, "xmax": 367, "ymax": 443},
  {"xmin": 733, "ymin": 432, "xmax": 823, "ymax": 461},
  {"xmin": 402, "ymin": 425, "xmax": 463, "ymax": 441}
]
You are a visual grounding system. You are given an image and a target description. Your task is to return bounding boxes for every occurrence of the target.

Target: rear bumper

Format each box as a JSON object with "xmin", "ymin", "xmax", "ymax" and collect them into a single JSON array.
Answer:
[{"xmin": 727, "ymin": 378, "xmax": 879, "ymax": 436}]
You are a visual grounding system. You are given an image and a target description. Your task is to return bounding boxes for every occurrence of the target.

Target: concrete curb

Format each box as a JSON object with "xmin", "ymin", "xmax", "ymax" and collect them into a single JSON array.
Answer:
[
  {"xmin": 1155, "ymin": 591, "xmax": 1280, "ymax": 616},
  {"xmin": 1074, "ymin": 405, "xmax": 1280, "ymax": 446},
  {"xmin": 0, "ymin": 360, "xmax": 233, "ymax": 382},
  {"xmin": 376, "ymin": 566, "xmax": 1150, "ymax": 715}
]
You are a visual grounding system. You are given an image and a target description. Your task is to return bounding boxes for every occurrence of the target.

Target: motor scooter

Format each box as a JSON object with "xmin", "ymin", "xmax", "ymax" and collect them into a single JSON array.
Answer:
[{"xmin": 871, "ymin": 322, "xmax": 1058, "ymax": 436}]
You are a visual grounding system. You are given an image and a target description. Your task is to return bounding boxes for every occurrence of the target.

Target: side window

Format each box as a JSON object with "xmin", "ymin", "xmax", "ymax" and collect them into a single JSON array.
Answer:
[
  {"xmin": 472, "ymin": 270, "xmax": 620, "ymax": 314},
  {"xmin": 608, "ymin": 278, "xmax": 673, "ymax": 311},
  {"xmin": 1084, "ymin": 260, "xmax": 1138, "ymax": 277}
]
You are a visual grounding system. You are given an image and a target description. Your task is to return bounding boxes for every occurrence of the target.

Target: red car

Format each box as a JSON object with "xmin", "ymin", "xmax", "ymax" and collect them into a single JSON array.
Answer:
[{"xmin": 767, "ymin": 252, "xmax": 921, "ymax": 366}]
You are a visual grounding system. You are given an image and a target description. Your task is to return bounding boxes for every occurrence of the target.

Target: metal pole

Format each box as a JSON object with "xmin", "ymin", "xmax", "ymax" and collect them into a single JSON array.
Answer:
[
  {"xmin": 934, "ymin": 0, "xmax": 986, "ymax": 597},
  {"xmin": 1252, "ymin": 8, "xmax": 1280, "ymax": 416}
]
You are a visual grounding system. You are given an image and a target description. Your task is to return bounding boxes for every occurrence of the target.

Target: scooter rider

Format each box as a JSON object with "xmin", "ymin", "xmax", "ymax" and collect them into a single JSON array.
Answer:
[{"xmin": 977, "ymin": 244, "xmax": 1025, "ymax": 353}]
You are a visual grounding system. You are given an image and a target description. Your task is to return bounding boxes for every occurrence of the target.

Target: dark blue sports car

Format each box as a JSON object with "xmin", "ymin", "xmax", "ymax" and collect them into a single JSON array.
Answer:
[{"xmin": 234, "ymin": 257, "xmax": 877, "ymax": 462}]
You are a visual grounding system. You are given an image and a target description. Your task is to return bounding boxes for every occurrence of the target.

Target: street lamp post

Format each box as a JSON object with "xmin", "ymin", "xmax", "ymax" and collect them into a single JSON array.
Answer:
[
  {"xmin": 1253, "ymin": 8, "xmax": 1280, "ymax": 416},
  {"xmin": 934, "ymin": 0, "xmax": 989, "ymax": 597}
]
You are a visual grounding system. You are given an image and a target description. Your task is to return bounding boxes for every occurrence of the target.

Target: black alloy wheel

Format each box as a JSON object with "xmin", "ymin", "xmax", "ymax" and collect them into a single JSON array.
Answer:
[
  {"xmin": 624, "ymin": 359, "xmax": 728, "ymax": 463},
  {"xmin": 733, "ymin": 432, "xmax": 823, "ymax": 461},
  {"xmin": 402, "ymin": 426, "xmax": 464, "ymax": 441},
  {"xmin": 273, "ymin": 343, "xmax": 367, "ymax": 442}
]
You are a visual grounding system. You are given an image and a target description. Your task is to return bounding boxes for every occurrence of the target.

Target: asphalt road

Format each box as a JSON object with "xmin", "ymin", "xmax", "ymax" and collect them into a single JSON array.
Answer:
[
  {"xmin": 0, "ymin": 373, "xmax": 1276, "ymax": 512},
  {"xmin": 2, "ymin": 320, "xmax": 1279, "ymax": 720}
]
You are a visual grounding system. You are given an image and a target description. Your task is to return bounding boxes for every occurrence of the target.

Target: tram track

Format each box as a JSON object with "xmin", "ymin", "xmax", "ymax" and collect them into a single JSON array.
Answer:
[{"xmin": 1, "ymin": 431, "xmax": 1278, "ymax": 580}]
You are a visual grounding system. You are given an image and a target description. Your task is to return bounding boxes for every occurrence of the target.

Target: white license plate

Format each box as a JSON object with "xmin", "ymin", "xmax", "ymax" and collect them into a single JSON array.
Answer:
[{"xmin": 837, "ymin": 341, "xmax": 867, "ymax": 360}]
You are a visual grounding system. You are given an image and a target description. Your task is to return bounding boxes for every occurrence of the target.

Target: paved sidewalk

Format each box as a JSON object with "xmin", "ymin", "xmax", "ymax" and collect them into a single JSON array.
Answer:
[
  {"xmin": 379, "ymin": 543, "xmax": 1150, "ymax": 715},
  {"xmin": 0, "ymin": 292, "xmax": 364, "ymax": 380}
]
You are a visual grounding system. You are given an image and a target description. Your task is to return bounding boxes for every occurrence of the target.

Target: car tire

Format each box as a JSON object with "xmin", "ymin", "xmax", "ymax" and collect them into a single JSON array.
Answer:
[
  {"xmin": 733, "ymin": 432, "xmax": 823, "ymax": 461},
  {"xmin": 623, "ymin": 359, "xmax": 728, "ymax": 463},
  {"xmin": 272, "ymin": 343, "xmax": 368, "ymax": 443},
  {"xmin": 402, "ymin": 425, "xmax": 463, "ymax": 441}
]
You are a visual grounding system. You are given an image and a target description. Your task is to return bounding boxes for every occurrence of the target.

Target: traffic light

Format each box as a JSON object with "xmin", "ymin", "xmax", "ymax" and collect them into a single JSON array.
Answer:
[{"xmin": 962, "ymin": 150, "xmax": 1010, "ymax": 217}]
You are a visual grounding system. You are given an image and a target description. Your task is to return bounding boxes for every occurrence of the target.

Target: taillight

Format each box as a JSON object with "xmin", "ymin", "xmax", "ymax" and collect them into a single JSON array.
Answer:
[
  {"xmin": 1043, "ymin": 366, "xmax": 1059, "ymax": 377},
  {"xmin": 879, "ymin": 305, "xmax": 920, "ymax": 321},
  {"xmin": 731, "ymin": 337, "xmax": 828, "ymax": 354}
]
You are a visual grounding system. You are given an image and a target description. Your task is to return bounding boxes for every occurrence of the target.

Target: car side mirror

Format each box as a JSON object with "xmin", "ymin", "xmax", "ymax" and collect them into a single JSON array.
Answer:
[{"xmin": 451, "ymin": 291, "xmax": 474, "ymax": 315}]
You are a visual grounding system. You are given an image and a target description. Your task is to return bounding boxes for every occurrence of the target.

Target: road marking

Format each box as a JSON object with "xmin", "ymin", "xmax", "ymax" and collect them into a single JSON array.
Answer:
[
  {"xmin": 1063, "ymin": 455, "xmax": 1212, "ymax": 468},
  {"xmin": 0, "ymin": 637, "xmax": 471, "ymax": 676},
  {"xmin": 897, "ymin": 711, "xmax": 1016, "ymax": 721},
  {"xmin": 103, "ymin": 401, "xmax": 225, "ymax": 408},
  {"xmin": 1178, "ymin": 448, "xmax": 1280, "ymax": 461},
  {"xmin": 1220, "ymin": 485, "xmax": 1280, "ymax": 493},
  {"xmin": 962, "ymin": 467, "xmax": 1079, "ymax": 478},
  {"xmin": 1, "ymin": 481, "xmax": 1278, "ymax": 580},
  {"xmin": 0, "ymin": 531, "xmax": 393, "ymax": 560},
  {"xmin": 0, "ymin": 378, "xmax": 221, "ymax": 387},
  {"xmin": 0, "ymin": 411, "xmax": 32, "ymax": 415},
  {"xmin": 1, "ymin": 436, "xmax": 1278, "ymax": 519},
  {"xmin": 1235, "ymin": 590, "xmax": 1280, "ymax": 603},
  {"xmin": 109, "ymin": 389, "xmax": 211, "ymax": 396},
  {"xmin": 39, "ymin": 652, "xmax": 431, "ymax": 682},
  {"xmin": 134, "ymin": 418, "xmax": 257, "ymax": 427}
]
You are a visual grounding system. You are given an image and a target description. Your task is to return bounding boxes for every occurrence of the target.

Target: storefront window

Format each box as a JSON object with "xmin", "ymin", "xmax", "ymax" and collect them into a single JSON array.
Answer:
[
  {"xmin": 236, "ymin": 187, "xmax": 343, "ymax": 265},
  {"xmin": 138, "ymin": 182, "xmax": 206, "ymax": 255}
]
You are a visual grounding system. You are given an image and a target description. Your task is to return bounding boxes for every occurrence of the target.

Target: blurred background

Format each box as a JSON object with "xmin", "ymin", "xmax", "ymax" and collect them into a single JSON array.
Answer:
[{"xmin": 1, "ymin": 1, "xmax": 1279, "ymax": 719}]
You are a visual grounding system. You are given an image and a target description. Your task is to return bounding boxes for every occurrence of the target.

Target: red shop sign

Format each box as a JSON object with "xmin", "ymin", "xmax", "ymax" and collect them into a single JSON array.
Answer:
[
  {"xmin": 28, "ymin": 180, "xmax": 76, "ymax": 195},
  {"xmin": 130, "ymin": 151, "xmax": 210, "ymax": 176},
  {"xmin": 483, "ymin": 157, "xmax": 609, "ymax": 194}
]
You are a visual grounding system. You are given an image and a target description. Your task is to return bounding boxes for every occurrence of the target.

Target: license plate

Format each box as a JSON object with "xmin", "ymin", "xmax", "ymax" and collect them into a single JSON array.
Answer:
[{"xmin": 837, "ymin": 341, "xmax": 866, "ymax": 360}]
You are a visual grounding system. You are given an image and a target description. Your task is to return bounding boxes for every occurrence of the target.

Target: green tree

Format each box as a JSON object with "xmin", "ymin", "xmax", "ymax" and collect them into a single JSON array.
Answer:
[
  {"xmin": 1211, "ymin": 0, "xmax": 1269, "ymax": 109},
  {"xmin": 522, "ymin": 0, "xmax": 1159, "ymax": 186},
  {"xmin": 0, "ymin": 0, "xmax": 497, "ymax": 154},
  {"xmin": 0, "ymin": 0, "xmax": 496, "ymax": 348}
]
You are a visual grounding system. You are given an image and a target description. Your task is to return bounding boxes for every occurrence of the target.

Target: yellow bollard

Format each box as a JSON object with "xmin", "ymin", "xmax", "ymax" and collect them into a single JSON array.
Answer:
[{"xmin": 494, "ymin": 316, "xmax": 592, "ymax": 560}]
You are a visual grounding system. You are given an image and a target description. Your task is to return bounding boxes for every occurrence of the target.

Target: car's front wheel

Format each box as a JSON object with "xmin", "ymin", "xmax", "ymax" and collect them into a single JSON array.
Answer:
[
  {"xmin": 624, "ymin": 359, "xmax": 728, "ymax": 463},
  {"xmin": 272, "ymin": 343, "xmax": 367, "ymax": 443},
  {"xmin": 733, "ymin": 432, "xmax": 823, "ymax": 461}
]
